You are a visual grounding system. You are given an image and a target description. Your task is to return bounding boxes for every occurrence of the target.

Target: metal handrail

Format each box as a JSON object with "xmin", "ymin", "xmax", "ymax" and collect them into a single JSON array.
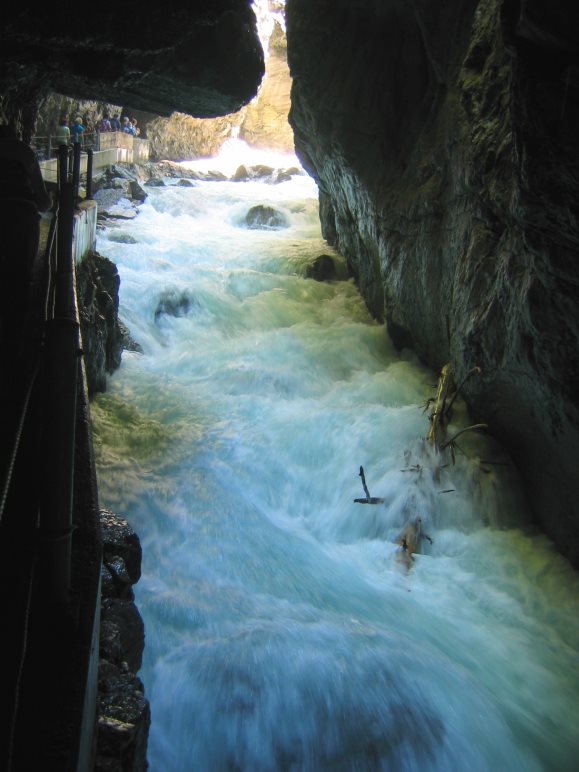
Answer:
[
  {"xmin": 31, "ymin": 132, "xmax": 99, "ymax": 159},
  {"xmin": 0, "ymin": 199, "xmax": 60, "ymax": 526},
  {"xmin": 0, "ymin": 144, "xmax": 81, "ymax": 596},
  {"xmin": 0, "ymin": 179, "xmax": 62, "ymax": 765},
  {"xmin": 39, "ymin": 179, "xmax": 81, "ymax": 605},
  {"xmin": 32, "ymin": 131, "xmax": 149, "ymax": 161},
  {"xmin": 1, "ymin": 138, "xmax": 95, "ymax": 768}
]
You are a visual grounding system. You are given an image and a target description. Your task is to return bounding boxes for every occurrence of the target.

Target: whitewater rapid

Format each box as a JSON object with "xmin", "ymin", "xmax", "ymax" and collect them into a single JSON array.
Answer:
[{"xmin": 92, "ymin": 142, "xmax": 579, "ymax": 771}]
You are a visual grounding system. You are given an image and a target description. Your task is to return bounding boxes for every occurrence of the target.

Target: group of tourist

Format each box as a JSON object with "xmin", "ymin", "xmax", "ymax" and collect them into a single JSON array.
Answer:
[
  {"xmin": 97, "ymin": 113, "xmax": 140, "ymax": 136},
  {"xmin": 53, "ymin": 115, "xmax": 90, "ymax": 147},
  {"xmin": 53, "ymin": 116, "xmax": 79, "ymax": 147},
  {"xmin": 52, "ymin": 113, "xmax": 141, "ymax": 149}
]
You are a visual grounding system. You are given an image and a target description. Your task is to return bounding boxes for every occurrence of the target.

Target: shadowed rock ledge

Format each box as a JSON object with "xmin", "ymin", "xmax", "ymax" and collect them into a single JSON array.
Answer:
[
  {"xmin": 76, "ymin": 251, "xmax": 125, "ymax": 398},
  {"xmin": 1, "ymin": 1, "xmax": 265, "ymax": 137},
  {"xmin": 286, "ymin": 0, "xmax": 579, "ymax": 565}
]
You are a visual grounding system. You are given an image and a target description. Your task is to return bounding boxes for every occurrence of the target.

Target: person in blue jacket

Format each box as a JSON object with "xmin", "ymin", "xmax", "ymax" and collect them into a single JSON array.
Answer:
[{"xmin": 70, "ymin": 116, "xmax": 85, "ymax": 144}]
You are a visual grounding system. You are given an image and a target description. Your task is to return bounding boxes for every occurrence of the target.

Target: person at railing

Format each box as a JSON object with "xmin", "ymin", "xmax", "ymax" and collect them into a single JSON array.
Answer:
[
  {"xmin": 130, "ymin": 118, "xmax": 141, "ymax": 137},
  {"xmin": 110, "ymin": 114, "xmax": 121, "ymax": 132},
  {"xmin": 54, "ymin": 118, "xmax": 70, "ymax": 148},
  {"xmin": 0, "ymin": 123, "xmax": 52, "ymax": 343},
  {"xmin": 97, "ymin": 114, "xmax": 112, "ymax": 133},
  {"xmin": 121, "ymin": 116, "xmax": 133, "ymax": 135},
  {"xmin": 70, "ymin": 116, "xmax": 85, "ymax": 145}
]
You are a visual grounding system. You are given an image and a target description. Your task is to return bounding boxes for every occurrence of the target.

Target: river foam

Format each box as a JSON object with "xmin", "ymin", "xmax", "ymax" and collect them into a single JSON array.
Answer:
[{"xmin": 93, "ymin": 142, "xmax": 579, "ymax": 771}]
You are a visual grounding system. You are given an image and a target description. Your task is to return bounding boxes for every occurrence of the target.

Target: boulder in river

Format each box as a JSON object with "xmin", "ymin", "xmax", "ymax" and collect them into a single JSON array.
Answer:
[
  {"xmin": 305, "ymin": 254, "xmax": 338, "ymax": 282},
  {"xmin": 145, "ymin": 177, "xmax": 166, "ymax": 187},
  {"xmin": 154, "ymin": 289, "xmax": 199, "ymax": 321},
  {"xmin": 244, "ymin": 204, "xmax": 289, "ymax": 230}
]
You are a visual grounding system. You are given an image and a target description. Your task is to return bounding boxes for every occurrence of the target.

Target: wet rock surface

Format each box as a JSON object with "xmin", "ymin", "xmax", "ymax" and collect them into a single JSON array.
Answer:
[
  {"xmin": 96, "ymin": 510, "xmax": 150, "ymax": 772},
  {"xmin": 76, "ymin": 251, "xmax": 124, "ymax": 396},
  {"xmin": 100, "ymin": 509, "xmax": 143, "ymax": 585},
  {"xmin": 287, "ymin": 0, "xmax": 579, "ymax": 565},
  {"xmin": 154, "ymin": 289, "xmax": 200, "ymax": 321},
  {"xmin": 305, "ymin": 254, "xmax": 338, "ymax": 282},
  {"xmin": 93, "ymin": 165, "xmax": 149, "ymax": 221},
  {"xmin": 94, "ymin": 190, "xmax": 140, "ymax": 221},
  {"xmin": 245, "ymin": 203, "xmax": 289, "ymax": 229}
]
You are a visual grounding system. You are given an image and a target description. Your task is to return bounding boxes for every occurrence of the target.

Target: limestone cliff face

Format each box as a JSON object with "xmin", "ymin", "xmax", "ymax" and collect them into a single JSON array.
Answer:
[
  {"xmin": 287, "ymin": 0, "xmax": 579, "ymax": 565},
  {"xmin": 240, "ymin": 18, "xmax": 294, "ymax": 152},
  {"xmin": 145, "ymin": 112, "xmax": 240, "ymax": 161},
  {"xmin": 145, "ymin": 18, "xmax": 294, "ymax": 161}
]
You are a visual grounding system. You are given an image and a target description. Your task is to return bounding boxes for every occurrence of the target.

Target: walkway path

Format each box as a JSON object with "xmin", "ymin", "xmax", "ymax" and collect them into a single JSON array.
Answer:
[{"xmin": 39, "ymin": 136, "xmax": 150, "ymax": 185}]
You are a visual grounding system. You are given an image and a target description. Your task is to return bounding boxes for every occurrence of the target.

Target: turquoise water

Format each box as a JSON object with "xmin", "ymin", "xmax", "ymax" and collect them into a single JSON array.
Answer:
[{"xmin": 93, "ymin": 142, "xmax": 579, "ymax": 772}]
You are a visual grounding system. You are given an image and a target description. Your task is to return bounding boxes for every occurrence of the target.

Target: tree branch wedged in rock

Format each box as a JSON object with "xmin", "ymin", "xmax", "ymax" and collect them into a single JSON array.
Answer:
[
  {"xmin": 426, "ymin": 363, "xmax": 455, "ymax": 452},
  {"xmin": 354, "ymin": 364, "xmax": 486, "ymax": 505},
  {"xmin": 426, "ymin": 363, "xmax": 487, "ymax": 476}
]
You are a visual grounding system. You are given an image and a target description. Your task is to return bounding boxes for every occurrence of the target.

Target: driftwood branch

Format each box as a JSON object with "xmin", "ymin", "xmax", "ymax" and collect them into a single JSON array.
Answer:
[
  {"xmin": 359, "ymin": 466, "xmax": 371, "ymax": 499},
  {"xmin": 421, "ymin": 398, "xmax": 435, "ymax": 414},
  {"xmin": 354, "ymin": 466, "xmax": 385, "ymax": 504},
  {"xmin": 440, "ymin": 423, "xmax": 488, "ymax": 451},
  {"xmin": 444, "ymin": 366, "xmax": 482, "ymax": 417},
  {"xmin": 352, "ymin": 368, "xmax": 487, "ymax": 510},
  {"xmin": 426, "ymin": 364, "xmax": 486, "ymax": 474},
  {"xmin": 426, "ymin": 363, "xmax": 454, "ymax": 452},
  {"xmin": 400, "ymin": 464, "xmax": 422, "ymax": 473}
]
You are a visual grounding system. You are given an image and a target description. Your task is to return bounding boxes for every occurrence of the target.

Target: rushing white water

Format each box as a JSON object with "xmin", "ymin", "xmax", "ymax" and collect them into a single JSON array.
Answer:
[{"xmin": 93, "ymin": 141, "xmax": 579, "ymax": 772}]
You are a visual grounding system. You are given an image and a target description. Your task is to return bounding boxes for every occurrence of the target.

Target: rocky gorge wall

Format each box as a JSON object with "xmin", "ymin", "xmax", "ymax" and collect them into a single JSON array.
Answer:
[
  {"xmin": 1, "ymin": 1, "xmax": 264, "ymax": 139},
  {"xmin": 286, "ymin": 0, "xmax": 579, "ymax": 566}
]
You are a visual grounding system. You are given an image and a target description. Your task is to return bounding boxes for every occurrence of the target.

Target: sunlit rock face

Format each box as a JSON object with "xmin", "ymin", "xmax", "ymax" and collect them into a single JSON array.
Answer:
[
  {"xmin": 240, "ymin": 11, "xmax": 294, "ymax": 152},
  {"xmin": 145, "ymin": 112, "xmax": 240, "ymax": 160},
  {"xmin": 286, "ymin": 0, "xmax": 579, "ymax": 565},
  {"xmin": 144, "ymin": 2, "xmax": 293, "ymax": 160},
  {"xmin": 0, "ymin": 1, "xmax": 265, "ymax": 137}
]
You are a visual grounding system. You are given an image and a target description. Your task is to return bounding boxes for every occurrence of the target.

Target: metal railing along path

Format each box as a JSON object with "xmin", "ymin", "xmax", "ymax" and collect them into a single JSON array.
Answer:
[{"xmin": 34, "ymin": 132, "xmax": 150, "ymax": 185}]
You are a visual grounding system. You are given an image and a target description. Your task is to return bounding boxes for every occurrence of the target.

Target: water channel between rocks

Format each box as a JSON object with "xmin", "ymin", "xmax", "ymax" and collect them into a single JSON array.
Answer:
[{"xmin": 92, "ymin": 142, "xmax": 579, "ymax": 772}]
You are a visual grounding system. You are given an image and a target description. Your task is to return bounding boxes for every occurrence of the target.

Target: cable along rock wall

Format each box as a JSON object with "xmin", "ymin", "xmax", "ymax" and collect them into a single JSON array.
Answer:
[{"xmin": 286, "ymin": 0, "xmax": 579, "ymax": 566}]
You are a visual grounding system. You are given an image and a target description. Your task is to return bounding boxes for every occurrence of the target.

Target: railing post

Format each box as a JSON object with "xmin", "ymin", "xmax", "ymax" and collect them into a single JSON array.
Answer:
[
  {"xmin": 86, "ymin": 148, "xmax": 94, "ymax": 200},
  {"xmin": 39, "ymin": 182, "xmax": 81, "ymax": 607},
  {"xmin": 58, "ymin": 143, "xmax": 69, "ymax": 190},
  {"xmin": 72, "ymin": 142, "xmax": 81, "ymax": 206}
]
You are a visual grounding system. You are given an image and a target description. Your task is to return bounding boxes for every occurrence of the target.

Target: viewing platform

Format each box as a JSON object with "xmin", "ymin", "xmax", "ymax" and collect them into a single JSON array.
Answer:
[{"xmin": 37, "ymin": 131, "xmax": 150, "ymax": 185}]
